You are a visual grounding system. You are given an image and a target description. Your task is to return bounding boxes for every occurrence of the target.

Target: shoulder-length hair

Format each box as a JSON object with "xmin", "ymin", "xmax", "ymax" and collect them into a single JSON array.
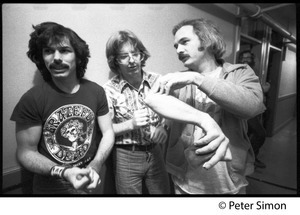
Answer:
[
  {"xmin": 106, "ymin": 30, "xmax": 150, "ymax": 75},
  {"xmin": 172, "ymin": 18, "xmax": 226, "ymax": 61},
  {"xmin": 27, "ymin": 22, "xmax": 90, "ymax": 82}
]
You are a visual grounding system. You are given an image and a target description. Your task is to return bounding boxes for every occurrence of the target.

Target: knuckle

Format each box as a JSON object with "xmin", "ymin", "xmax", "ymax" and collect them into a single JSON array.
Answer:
[
  {"xmin": 223, "ymin": 137, "xmax": 229, "ymax": 145},
  {"xmin": 206, "ymin": 144, "xmax": 216, "ymax": 152}
]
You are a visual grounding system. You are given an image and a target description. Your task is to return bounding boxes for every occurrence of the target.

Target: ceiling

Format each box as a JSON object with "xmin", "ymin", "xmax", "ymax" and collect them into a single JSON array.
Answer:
[{"xmin": 256, "ymin": 3, "xmax": 296, "ymax": 23}]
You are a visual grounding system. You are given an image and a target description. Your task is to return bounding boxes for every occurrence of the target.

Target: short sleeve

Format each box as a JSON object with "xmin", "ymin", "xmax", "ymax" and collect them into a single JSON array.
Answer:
[
  {"xmin": 10, "ymin": 89, "xmax": 42, "ymax": 125},
  {"xmin": 103, "ymin": 87, "xmax": 115, "ymax": 120},
  {"xmin": 96, "ymin": 86, "xmax": 109, "ymax": 117}
]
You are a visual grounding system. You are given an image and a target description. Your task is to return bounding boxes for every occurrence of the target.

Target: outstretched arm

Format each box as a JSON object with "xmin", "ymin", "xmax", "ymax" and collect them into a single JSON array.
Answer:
[
  {"xmin": 144, "ymin": 92, "xmax": 231, "ymax": 169},
  {"xmin": 153, "ymin": 70, "xmax": 265, "ymax": 119}
]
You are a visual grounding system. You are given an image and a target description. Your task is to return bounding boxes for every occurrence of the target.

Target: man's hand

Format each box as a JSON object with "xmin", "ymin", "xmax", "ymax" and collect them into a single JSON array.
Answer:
[
  {"xmin": 151, "ymin": 124, "xmax": 168, "ymax": 144},
  {"xmin": 63, "ymin": 167, "xmax": 93, "ymax": 190},
  {"xmin": 64, "ymin": 166, "xmax": 101, "ymax": 193},
  {"xmin": 131, "ymin": 108, "xmax": 150, "ymax": 129},
  {"xmin": 144, "ymin": 92, "xmax": 231, "ymax": 170},
  {"xmin": 84, "ymin": 167, "xmax": 101, "ymax": 191},
  {"xmin": 152, "ymin": 71, "xmax": 200, "ymax": 94},
  {"xmin": 193, "ymin": 114, "xmax": 232, "ymax": 169}
]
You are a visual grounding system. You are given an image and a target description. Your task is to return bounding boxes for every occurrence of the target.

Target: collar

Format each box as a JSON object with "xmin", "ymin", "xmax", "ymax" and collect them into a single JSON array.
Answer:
[
  {"xmin": 221, "ymin": 61, "xmax": 248, "ymax": 76},
  {"xmin": 112, "ymin": 70, "xmax": 158, "ymax": 92}
]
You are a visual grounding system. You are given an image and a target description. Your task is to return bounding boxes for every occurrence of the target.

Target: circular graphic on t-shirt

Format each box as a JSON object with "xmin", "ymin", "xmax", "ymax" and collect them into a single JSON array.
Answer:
[{"xmin": 43, "ymin": 104, "xmax": 95, "ymax": 164}]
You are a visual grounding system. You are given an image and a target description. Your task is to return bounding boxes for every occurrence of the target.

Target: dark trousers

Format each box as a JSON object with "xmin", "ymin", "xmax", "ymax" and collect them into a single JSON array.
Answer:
[{"xmin": 247, "ymin": 114, "xmax": 266, "ymax": 157}]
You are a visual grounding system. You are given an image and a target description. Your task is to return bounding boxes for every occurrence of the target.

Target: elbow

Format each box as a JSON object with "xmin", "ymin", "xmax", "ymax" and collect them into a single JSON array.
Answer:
[
  {"xmin": 104, "ymin": 127, "xmax": 115, "ymax": 142},
  {"xmin": 242, "ymin": 90, "xmax": 265, "ymax": 119},
  {"xmin": 109, "ymin": 129, "xmax": 115, "ymax": 143},
  {"xmin": 16, "ymin": 149, "xmax": 22, "ymax": 164},
  {"xmin": 250, "ymin": 93, "xmax": 266, "ymax": 117},
  {"xmin": 239, "ymin": 101, "xmax": 265, "ymax": 119},
  {"xmin": 250, "ymin": 104, "xmax": 266, "ymax": 118},
  {"xmin": 16, "ymin": 147, "xmax": 27, "ymax": 168}
]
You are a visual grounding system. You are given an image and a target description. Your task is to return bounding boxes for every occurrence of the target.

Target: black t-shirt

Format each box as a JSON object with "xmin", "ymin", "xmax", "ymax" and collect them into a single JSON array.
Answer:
[{"xmin": 11, "ymin": 79, "xmax": 109, "ymax": 168}]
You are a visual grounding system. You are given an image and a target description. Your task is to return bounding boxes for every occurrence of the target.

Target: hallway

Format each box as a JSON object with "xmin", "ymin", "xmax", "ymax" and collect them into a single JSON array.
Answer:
[{"xmin": 246, "ymin": 118, "xmax": 297, "ymax": 195}]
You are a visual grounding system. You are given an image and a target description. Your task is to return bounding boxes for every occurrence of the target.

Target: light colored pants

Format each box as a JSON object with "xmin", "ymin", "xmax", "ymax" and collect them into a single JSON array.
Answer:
[
  {"xmin": 174, "ymin": 182, "xmax": 247, "ymax": 194},
  {"xmin": 113, "ymin": 145, "xmax": 170, "ymax": 194}
]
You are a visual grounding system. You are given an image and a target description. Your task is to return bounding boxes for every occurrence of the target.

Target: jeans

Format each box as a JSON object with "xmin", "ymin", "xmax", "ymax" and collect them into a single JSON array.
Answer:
[
  {"xmin": 113, "ymin": 145, "xmax": 170, "ymax": 194},
  {"xmin": 32, "ymin": 174, "xmax": 87, "ymax": 194}
]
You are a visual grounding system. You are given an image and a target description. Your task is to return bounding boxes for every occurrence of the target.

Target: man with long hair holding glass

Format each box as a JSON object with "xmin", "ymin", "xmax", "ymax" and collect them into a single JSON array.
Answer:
[{"xmin": 104, "ymin": 30, "xmax": 170, "ymax": 194}]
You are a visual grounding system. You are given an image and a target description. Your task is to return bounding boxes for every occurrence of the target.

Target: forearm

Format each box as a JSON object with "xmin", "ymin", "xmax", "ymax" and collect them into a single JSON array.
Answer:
[
  {"xmin": 145, "ymin": 91, "xmax": 231, "ymax": 170},
  {"xmin": 113, "ymin": 120, "xmax": 134, "ymax": 135},
  {"xmin": 16, "ymin": 123, "xmax": 57, "ymax": 176},
  {"xmin": 17, "ymin": 147, "xmax": 56, "ymax": 175},
  {"xmin": 195, "ymin": 73, "xmax": 264, "ymax": 119},
  {"xmin": 144, "ymin": 92, "xmax": 208, "ymax": 126},
  {"xmin": 88, "ymin": 129, "xmax": 115, "ymax": 172}
]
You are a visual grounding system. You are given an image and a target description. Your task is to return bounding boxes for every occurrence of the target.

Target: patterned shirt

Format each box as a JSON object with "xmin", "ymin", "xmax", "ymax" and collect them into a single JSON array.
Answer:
[{"xmin": 104, "ymin": 70, "xmax": 162, "ymax": 146}]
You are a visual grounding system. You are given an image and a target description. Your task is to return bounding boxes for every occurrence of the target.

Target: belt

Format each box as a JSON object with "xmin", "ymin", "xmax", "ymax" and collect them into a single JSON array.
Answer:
[{"xmin": 115, "ymin": 144, "xmax": 156, "ymax": 152}]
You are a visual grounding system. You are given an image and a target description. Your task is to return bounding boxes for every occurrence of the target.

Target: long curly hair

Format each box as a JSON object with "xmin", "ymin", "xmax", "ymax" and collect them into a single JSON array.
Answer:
[{"xmin": 27, "ymin": 22, "xmax": 90, "ymax": 82}]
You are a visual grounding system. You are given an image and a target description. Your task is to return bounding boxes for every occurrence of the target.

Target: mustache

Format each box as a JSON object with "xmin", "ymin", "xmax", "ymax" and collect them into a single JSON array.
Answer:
[
  {"xmin": 198, "ymin": 46, "xmax": 205, "ymax": 51},
  {"xmin": 49, "ymin": 63, "xmax": 69, "ymax": 70},
  {"xmin": 178, "ymin": 54, "xmax": 189, "ymax": 61}
]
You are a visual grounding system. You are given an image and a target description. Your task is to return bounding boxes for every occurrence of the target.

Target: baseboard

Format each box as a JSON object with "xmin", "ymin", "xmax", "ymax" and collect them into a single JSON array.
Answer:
[
  {"xmin": 273, "ymin": 117, "xmax": 295, "ymax": 135},
  {"xmin": 2, "ymin": 167, "xmax": 33, "ymax": 194}
]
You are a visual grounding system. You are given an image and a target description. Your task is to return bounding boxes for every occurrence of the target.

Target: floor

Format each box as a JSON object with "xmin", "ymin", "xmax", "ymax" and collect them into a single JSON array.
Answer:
[{"xmin": 246, "ymin": 118, "xmax": 297, "ymax": 195}]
